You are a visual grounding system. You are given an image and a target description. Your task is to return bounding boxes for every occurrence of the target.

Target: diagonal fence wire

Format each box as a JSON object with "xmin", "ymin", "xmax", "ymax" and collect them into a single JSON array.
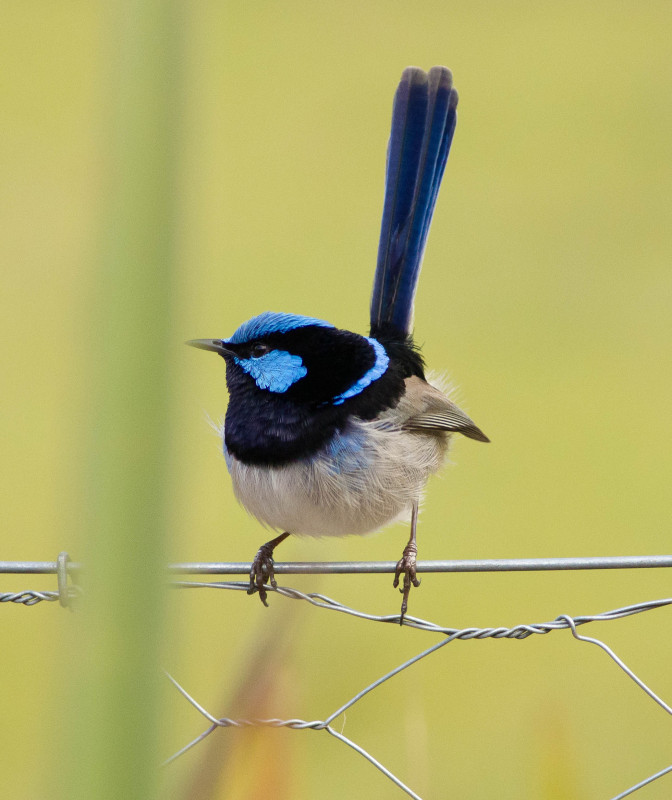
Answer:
[
  {"xmin": 4, "ymin": 554, "xmax": 672, "ymax": 798},
  {"xmin": 165, "ymin": 581, "xmax": 672, "ymax": 800}
]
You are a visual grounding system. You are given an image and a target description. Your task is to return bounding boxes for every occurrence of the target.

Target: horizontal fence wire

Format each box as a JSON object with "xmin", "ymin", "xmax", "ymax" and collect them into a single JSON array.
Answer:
[
  {"xmin": 4, "ymin": 555, "xmax": 672, "ymax": 605},
  {"xmin": 2, "ymin": 554, "xmax": 672, "ymax": 575},
  {"xmin": 4, "ymin": 553, "xmax": 672, "ymax": 798}
]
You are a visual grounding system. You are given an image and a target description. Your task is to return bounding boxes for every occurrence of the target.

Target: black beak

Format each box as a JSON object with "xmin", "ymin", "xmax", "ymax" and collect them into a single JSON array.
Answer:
[{"xmin": 186, "ymin": 339, "xmax": 236, "ymax": 358}]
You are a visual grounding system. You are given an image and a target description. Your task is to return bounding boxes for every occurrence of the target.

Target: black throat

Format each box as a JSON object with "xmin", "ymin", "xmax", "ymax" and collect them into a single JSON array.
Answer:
[{"xmin": 224, "ymin": 333, "xmax": 423, "ymax": 467}]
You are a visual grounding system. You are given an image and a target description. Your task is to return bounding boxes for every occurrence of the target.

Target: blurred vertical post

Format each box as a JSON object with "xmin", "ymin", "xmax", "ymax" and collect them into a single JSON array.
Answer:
[{"xmin": 65, "ymin": 2, "xmax": 180, "ymax": 799}]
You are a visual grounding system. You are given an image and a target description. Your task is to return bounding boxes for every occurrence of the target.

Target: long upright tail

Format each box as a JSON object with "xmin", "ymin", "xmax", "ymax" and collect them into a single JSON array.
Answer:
[{"xmin": 370, "ymin": 66, "xmax": 458, "ymax": 340}]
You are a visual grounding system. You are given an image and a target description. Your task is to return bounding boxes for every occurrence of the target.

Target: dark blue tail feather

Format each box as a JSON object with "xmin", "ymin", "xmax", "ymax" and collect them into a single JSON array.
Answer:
[{"xmin": 370, "ymin": 66, "xmax": 458, "ymax": 339}]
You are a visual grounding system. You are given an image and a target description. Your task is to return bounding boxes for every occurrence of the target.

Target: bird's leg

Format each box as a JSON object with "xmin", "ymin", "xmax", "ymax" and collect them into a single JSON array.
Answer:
[
  {"xmin": 393, "ymin": 501, "xmax": 420, "ymax": 623},
  {"xmin": 248, "ymin": 531, "xmax": 290, "ymax": 606}
]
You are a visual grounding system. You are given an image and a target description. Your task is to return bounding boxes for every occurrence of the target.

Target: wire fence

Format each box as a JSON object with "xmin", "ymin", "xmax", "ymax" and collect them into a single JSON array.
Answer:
[{"xmin": 4, "ymin": 553, "xmax": 672, "ymax": 798}]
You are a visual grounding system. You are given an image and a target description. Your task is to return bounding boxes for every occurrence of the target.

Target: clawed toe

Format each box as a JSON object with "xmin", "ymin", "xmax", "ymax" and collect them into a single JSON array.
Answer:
[
  {"xmin": 247, "ymin": 531, "xmax": 290, "ymax": 606},
  {"xmin": 248, "ymin": 545, "xmax": 277, "ymax": 606},
  {"xmin": 393, "ymin": 543, "xmax": 421, "ymax": 623}
]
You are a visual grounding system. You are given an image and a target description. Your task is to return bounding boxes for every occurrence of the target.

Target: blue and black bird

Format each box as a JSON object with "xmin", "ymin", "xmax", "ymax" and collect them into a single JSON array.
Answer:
[{"xmin": 189, "ymin": 66, "xmax": 489, "ymax": 619}]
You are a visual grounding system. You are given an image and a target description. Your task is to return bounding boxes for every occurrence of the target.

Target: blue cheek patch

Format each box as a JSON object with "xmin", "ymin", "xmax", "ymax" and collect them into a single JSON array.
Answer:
[
  {"xmin": 235, "ymin": 350, "xmax": 307, "ymax": 393},
  {"xmin": 331, "ymin": 337, "xmax": 389, "ymax": 405}
]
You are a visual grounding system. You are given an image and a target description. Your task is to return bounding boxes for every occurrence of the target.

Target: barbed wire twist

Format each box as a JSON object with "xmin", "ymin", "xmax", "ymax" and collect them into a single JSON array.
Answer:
[
  {"xmin": 0, "ymin": 589, "xmax": 62, "ymax": 606},
  {"xmin": 1, "ymin": 553, "xmax": 80, "ymax": 606}
]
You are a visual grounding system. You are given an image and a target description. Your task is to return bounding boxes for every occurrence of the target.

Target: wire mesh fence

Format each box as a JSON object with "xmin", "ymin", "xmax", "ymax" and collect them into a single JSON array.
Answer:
[{"xmin": 3, "ymin": 553, "xmax": 672, "ymax": 799}]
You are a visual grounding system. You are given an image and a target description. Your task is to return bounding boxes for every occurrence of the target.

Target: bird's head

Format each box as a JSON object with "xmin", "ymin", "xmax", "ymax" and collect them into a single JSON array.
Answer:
[{"xmin": 188, "ymin": 311, "xmax": 390, "ymax": 407}]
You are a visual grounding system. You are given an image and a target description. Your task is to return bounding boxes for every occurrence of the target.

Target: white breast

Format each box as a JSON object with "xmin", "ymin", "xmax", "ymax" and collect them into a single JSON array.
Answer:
[{"xmin": 225, "ymin": 406, "xmax": 450, "ymax": 538}]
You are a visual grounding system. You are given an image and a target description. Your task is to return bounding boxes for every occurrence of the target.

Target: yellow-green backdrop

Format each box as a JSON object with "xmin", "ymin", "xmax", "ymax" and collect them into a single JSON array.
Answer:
[{"xmin": 2, "ymin": 2, "xmax": 671, "ymax": 799}]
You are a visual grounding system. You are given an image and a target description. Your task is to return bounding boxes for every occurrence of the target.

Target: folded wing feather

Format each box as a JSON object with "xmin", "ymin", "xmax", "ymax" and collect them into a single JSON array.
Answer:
[{"xmin": 401, "ymin": 376, "xmax": 490, "ymax": 443}]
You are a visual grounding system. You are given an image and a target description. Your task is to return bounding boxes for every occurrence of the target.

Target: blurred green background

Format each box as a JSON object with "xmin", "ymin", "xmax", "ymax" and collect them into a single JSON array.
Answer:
[{"xmin": 2, "ymin": 2, "xmax": 672, "ymax": 798}]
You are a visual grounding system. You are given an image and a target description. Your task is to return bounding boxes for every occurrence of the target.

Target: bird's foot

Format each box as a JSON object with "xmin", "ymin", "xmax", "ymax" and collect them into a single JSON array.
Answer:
[
  {"xmin": 248, "ymin": 532, "xmax": 290, "ymax": 606},
  {"xmin": 393, "ymin": 540, "xmax": 421, "ymax": 624}
]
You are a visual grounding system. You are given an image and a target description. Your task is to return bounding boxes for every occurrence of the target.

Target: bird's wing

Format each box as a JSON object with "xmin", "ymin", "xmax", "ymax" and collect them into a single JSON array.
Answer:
[
  {"xmin": 404, "ymin": 408, "xmax": 490, "ymax": 442},
  {"xmin": 370, "ymin": 66, "xmax": 458, "ymax": 340},
  {"xmin": 400, "ymin": 376, "xmax": 490, "ymax": 443}
]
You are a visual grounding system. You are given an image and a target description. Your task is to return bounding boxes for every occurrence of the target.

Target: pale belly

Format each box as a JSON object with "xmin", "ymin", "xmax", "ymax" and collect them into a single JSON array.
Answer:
[{"xmin": 224, "ymin": 418, "xmax": 449, "ymax": 537}]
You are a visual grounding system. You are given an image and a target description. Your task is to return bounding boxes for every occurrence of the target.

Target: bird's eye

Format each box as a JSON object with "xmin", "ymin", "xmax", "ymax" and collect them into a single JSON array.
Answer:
[{"xmin": 250, "ymin": 342, "xmax": 269, "ymax": 358}]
